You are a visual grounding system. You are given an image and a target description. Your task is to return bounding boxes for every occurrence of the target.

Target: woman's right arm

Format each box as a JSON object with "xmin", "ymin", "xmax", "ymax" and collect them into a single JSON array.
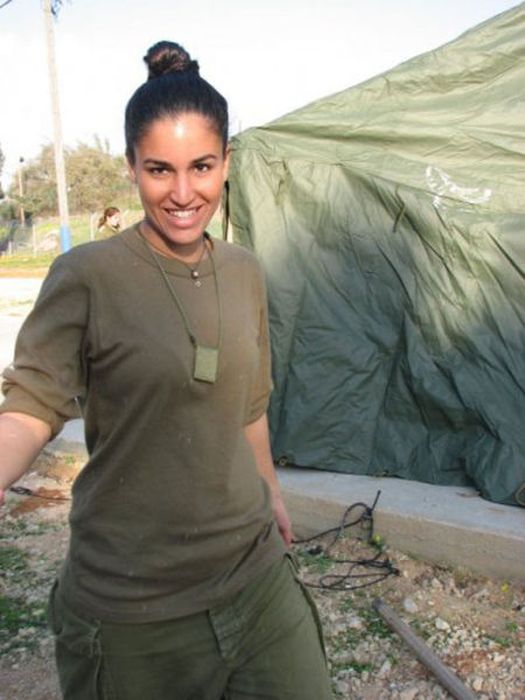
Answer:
[{"xmin": 0, "ymin": 412, "xmax": 52, "ymax": 506}]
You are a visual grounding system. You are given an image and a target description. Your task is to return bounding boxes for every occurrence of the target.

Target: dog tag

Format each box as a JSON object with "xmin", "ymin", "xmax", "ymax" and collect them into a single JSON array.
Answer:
[{"xmin": 193, "ymin": 345, "xmax": 219, "ymax": 383}]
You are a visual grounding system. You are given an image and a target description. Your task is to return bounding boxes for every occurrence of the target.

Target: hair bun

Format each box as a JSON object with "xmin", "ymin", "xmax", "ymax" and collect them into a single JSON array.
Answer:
[{"xmin": 144, "ymin": 41, "xmax": 200, "ymax": 80}]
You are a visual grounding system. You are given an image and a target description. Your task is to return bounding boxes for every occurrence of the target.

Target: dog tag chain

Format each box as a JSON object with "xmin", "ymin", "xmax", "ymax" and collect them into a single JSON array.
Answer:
[{"xmin": 138, "ymin": 230, "xmax": 222, "ymax": 383}]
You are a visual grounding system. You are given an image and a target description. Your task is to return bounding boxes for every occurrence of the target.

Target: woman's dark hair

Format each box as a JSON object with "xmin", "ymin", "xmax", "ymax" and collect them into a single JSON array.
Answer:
[
  {"xmin": 98, "ymin": 206, "xmax": 120, "ymax": 229},
  {"xmin": 125, "ymin": 41, "xmax": 229, "ymax": 162}
]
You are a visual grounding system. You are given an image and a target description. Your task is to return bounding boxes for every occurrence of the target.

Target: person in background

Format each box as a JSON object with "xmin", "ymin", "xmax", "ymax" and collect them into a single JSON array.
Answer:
[
  {"xmin": 0, "ymin": 40, "xmax": 333, "ymax": 700},
  {"xmin": 96, "ymin": 206, "xmax": 121, "ymax": 238}
]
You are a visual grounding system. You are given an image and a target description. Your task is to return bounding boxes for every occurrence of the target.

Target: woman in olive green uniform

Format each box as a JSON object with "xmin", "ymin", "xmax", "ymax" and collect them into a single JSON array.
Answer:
[{"xmin": 0, "ymin": 41, "xmax": 333, "ymax": 700}]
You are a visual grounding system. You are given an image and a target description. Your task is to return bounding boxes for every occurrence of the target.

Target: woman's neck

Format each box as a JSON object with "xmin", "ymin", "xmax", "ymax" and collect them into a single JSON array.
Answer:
[{"xmin": 138, "ymin": 221, "xmax": 208, "ymax": 265}]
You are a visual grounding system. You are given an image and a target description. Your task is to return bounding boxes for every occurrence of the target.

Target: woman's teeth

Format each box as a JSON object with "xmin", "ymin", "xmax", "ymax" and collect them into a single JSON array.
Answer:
[{"xmin": 169, "ymin": 209, "xmax": 197, "ymax": 219}]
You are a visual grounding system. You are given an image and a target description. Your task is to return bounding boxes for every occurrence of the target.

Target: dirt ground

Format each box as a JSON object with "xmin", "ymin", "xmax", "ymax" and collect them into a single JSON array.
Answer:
[{"xmin": 1, "ymin": 452, "xmax": 524, "ymax": 700}]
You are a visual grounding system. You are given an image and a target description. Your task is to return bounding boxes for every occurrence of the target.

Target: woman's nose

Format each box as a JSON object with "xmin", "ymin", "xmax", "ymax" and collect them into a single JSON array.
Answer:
[{"xmin": 169, "ymin": 174, "xmax": 193, "ymax": 205}]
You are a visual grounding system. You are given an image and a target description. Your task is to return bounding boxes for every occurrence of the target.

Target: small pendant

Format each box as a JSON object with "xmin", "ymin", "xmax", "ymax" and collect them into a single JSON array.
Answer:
[
  {"xmin": 190, "ymin": 269, "xmax": 199, "ymax": 280},
  {"xmin": 194, "ymin": 345, "xmax": 219, "ymax": 383}
]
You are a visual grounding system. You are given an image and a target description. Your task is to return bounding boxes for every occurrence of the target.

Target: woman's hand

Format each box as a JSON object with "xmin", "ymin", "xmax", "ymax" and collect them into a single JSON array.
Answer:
[{"xmin": 271, "ymin": 492, "xmax": 294, "ymax": 547}]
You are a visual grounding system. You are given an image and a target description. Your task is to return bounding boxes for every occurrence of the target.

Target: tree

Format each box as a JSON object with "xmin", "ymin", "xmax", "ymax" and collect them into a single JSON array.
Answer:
[
  {"xmin": 7, "ymin": 139, "xmax": 135, "ymax": 217},
  {"xmin": 66, "ymin": 139, "xmax": 131, "ymax": 213}
]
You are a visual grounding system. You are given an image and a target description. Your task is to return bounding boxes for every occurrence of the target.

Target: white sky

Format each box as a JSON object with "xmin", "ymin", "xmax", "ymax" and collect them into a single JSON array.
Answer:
[{"xmin": 0, "ymin": 0, "xmax": 520, "ymax": 189}]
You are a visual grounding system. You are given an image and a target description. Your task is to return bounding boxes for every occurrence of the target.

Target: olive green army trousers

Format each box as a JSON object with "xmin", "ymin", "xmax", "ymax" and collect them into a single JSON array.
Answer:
[{"xmin": 48, "ymin": 555, "xmax": 333, "ymax": 700}]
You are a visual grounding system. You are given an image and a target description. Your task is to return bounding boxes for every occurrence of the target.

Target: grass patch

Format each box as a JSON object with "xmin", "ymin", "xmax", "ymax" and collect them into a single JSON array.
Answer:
[
  {"xmin": 487, "ymin": 633, "xmax": 519, "ymax": 649},
  {"xmin": 0, "ymin": 519, "xmax": 55, "ymax": 540},
  {"xmin": 338, "ymin": 596, "xmax": 355, "ymax": 613},
  {"xmin": 359, "ymin": 608, "xmax": 394, "ymax": 638},
  {"xmin": 0, "ymin": 253, "xmax": 54, "ymax": 275},
  {"xmin": 0, "ymin": 596, "xmax": 48, "ymax": 655},
  {"xmin": 296, "ymin": 549, "xmax": 334, "ymax": 575},
  {"xmin": 0, "ymin": 546, "xmax": 30, "ymax": 576},
  {"xmin": 331, "ymin": 658, "xmax": 375, "ymax": 675}
]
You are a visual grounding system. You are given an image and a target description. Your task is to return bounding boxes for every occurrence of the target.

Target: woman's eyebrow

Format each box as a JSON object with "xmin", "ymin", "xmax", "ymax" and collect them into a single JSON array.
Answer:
[
  {"xmin": 143, "ymin": 158, "xmax": 171, "ymax": 167},
  {"xmin": 192, "ymin": 154, "xmax": 218, "ymax": 163}
]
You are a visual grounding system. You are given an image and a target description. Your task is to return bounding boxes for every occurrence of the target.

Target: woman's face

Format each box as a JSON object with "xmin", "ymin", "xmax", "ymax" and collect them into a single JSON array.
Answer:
[{"xmin": 128, "ymin": 112, "xmax": 229, "ymax": 259}]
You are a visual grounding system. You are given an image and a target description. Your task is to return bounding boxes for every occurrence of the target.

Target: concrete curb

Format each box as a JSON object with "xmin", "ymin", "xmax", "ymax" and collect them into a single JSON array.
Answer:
[{"xmin": 278, "ymin": 467, "xmax": 525, "ymax": 583}]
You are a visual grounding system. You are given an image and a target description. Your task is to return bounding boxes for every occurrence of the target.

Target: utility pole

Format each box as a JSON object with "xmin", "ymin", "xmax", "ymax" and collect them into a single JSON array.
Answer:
[
  {"xmin": 17, "ymin": 157, "xmax": 25, "ymax": 225},
  {"xmin": 42, "ymin": 0, "xmax": 72, "ymax": 252}
]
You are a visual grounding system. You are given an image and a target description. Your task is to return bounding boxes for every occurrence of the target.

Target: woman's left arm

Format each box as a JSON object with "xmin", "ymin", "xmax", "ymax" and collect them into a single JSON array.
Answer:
[{"xmin": 244, "ymin": 412, "xmax": 293, "ymax": 547}]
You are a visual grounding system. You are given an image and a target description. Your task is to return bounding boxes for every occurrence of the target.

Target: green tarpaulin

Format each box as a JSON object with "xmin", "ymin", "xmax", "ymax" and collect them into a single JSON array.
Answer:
[{"xmin": 226, "ymin": 4, "xmax": 525, "ymax": 507}]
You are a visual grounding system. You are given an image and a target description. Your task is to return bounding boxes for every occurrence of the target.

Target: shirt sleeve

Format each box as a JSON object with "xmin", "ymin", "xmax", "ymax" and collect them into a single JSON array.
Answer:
[
  {"xmin": 245, "ymin": 265, "xmax": 273, "ymax": 425},
  {"xmin": 0, "ymin": 253, "xmax": 90, "ymax": 438}
]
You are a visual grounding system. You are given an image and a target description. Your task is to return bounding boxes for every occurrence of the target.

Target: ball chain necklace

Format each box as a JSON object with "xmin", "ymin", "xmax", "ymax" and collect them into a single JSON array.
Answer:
[
  {"xmin": 137, "ymin": 226, "xmax": 222, "ymax": 383},
  {"xmin": 139, "ymin": 230, "xmax": 209, "ymax": 287}
]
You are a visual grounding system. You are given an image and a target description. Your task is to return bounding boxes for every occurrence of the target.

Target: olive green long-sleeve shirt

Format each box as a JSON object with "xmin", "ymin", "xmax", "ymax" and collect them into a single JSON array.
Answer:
[{"xmin": 1, "ymin": 226, "xmax": 284, "ymax": 622}]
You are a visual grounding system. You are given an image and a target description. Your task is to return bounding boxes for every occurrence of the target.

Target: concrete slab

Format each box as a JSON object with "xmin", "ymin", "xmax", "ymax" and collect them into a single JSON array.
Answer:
[
  {"xmin": 278, "ymin": 467, "xmax": 525, "ymax": 584},
  {"xmin": 46, "ymin": 420, "xmax": 525, "ymax": 584}
]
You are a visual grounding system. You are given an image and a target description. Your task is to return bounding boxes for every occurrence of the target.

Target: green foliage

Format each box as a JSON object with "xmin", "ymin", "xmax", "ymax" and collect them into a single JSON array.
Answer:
[
  {"xmin": 331, "ymin": 656, "xmax": 375, "ymax": 675},
  {"xmin": 7, "ymin": 138, "xmax": 136, "ymax": 218},
  {"xmin": 343, "ymin": 628, "xmax": 362, "ymax": 649},
  {"xmin": 9, "ymin": 144, "xmax": 56, "ymax": 217},
  {"xmin": 0, "ymin": 253, "xmax": 55, "ymax": 271},
  {"xmin": 66, "ymin": 140, "xmax": 131, "ymax": 213},
  {"xmin": 487, "ymin": 624, "xmax": 522, "ymax": 650},
  {"xmin": 0, "ymin": 199, "xmax": 17, "ymax": 221},
  {"xmin": 296, "ymin": 549, "xmax": 333, "ymax": 574},
  {"xmin": 0, "ymin": 596, "xmax": 47, "ymax": 655},
  {"xmin": 359, "ymin": 608, "xmax": 394, "ymax": 638},
  {"xmin": 0, "ymin": 542, "xmax": 50, "ymax": 655},
  {"xmin": 338, "ymin": 596, "xmax": 354, "ymax": 613},
  {"xmin": 0, "ymin": 546, "xmax": 29, "ymax": 575}
]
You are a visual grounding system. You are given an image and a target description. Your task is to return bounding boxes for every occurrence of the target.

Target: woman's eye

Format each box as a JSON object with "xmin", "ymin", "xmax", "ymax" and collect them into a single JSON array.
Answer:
[
  {"xmin": 195, "ymin": 163, "xmax": 211, "ymax": 173},
  {"xmin": 148, "ymin": 167, "xmax": 168, "ymax": 176}
]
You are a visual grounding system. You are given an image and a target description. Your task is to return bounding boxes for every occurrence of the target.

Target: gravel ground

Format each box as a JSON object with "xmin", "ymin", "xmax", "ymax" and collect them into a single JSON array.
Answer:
[{"xmin": 1, "ymin": 452, "xmax": 524, "ymax": 700}]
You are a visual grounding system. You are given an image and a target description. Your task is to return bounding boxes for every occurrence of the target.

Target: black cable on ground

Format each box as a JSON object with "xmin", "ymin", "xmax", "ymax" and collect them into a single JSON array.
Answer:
[{"xmin": 292, "ymin": 489, "xmax": 400, "ymax": 591}]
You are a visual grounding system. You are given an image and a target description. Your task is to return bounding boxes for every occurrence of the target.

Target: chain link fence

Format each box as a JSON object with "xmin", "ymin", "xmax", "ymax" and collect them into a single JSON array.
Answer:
[{"xmin": 0, "ymin": 211, "xmax": 144, "ymax": 260}]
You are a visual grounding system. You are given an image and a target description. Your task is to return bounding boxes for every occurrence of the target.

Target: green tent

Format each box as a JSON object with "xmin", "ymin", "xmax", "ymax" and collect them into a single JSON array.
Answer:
[{"xmin": 226, "ymin": 4, "xmax": 525, "ymax": 507}]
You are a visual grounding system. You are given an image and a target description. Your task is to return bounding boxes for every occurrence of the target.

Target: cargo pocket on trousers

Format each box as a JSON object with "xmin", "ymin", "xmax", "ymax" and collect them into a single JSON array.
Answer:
[
  {"xmin": 47, "ymin": 579, "xmax": 114, "ymax": 700},
  {"xmin": 284, "ymin": 552, "xmax": 328, "ymax": 660}
]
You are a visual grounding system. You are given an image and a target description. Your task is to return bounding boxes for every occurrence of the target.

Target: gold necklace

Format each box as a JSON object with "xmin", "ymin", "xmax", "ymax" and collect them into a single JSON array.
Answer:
[
  {"xmin": 186, "ymin": 240, "xmax": 208, "ymax": 287},
  {"xmin": 138, "ymin": 226, "xmax": 209, "ymax": 287}
]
